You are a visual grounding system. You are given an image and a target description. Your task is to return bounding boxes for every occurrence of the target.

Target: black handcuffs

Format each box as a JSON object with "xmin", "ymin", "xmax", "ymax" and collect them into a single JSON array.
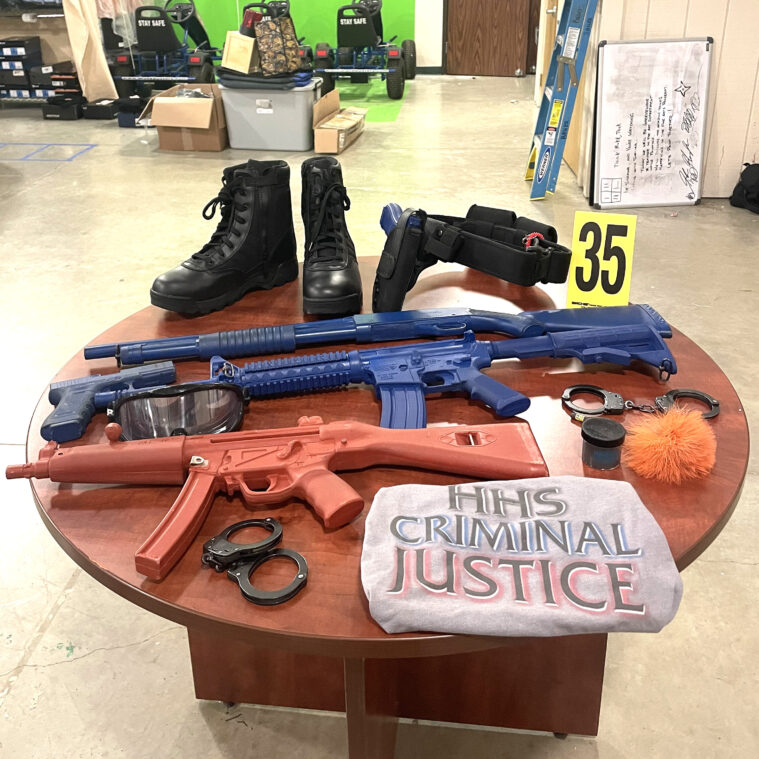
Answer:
[
  {"xmin": 201, "ymin": 518, "xmax": 308, "ymax": 606},
  {"xmin": 562, "ymin": 385, "xmax": 720, "ymax": 420}
]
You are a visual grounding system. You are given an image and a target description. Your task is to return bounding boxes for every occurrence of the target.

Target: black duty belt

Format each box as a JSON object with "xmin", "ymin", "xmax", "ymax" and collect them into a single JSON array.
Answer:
[{"xmin": 422, "ymin": 214, "xmax": 572, "ymax": 287}]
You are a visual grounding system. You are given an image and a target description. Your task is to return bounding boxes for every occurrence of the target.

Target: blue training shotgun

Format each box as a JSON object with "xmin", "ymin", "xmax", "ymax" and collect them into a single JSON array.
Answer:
[{"xmin": 83, "ymin": 304, "xmax": 673, "ymax": 366}]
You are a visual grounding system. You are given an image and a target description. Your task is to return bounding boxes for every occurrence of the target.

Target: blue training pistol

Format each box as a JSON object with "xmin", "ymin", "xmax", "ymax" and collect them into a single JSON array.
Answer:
[{"xmin": 41, "ymin": 362, "xmax": 176, "ymax": 443}]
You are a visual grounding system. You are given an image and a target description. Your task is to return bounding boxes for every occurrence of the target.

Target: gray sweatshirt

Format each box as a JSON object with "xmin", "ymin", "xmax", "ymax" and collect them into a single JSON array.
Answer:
[{"xmin": 361, "ymin": 476, "xmax": 682, "ymax": 636}]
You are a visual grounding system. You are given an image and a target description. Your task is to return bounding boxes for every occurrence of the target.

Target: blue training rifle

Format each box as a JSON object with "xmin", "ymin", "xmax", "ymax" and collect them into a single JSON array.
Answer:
[{"xmin": 86, "ymin": 324, "xmax": 677, "ymax": 433}]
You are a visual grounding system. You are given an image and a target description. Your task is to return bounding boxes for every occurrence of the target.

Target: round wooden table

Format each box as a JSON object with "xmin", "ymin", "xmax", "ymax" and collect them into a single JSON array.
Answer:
[{"xmin": 22, "ymin": 259, "xmax": 749, "ymax": 758}]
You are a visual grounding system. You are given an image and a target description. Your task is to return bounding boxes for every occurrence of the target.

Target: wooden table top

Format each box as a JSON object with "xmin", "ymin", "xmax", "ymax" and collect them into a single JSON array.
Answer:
[{"xmin": 24, "ymin": 258, "xmax": 749, "ymax": 658}]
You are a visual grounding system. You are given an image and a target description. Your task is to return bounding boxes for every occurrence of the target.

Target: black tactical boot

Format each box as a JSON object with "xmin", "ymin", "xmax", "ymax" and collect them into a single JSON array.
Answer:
[
  {"xmin": 301, "ymin": 157, "xmax": 362, "ymax": 315},
  {"xmin": 150, "ymin": 159, "xmax": 298, "ymax": 315}
]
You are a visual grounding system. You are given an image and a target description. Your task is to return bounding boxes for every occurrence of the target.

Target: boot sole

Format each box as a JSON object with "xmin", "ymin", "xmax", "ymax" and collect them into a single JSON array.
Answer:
[
  {"xmin": 303, "ymin": 292, "xmax": 362, "ymax": 316},
  {"xmin": 150, "ymin": 260, "xmax": 298, "ymax": 316}
]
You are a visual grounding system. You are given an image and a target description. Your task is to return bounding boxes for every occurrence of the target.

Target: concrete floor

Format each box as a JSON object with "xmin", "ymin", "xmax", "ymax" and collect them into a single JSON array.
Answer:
[{"xmin": 0, "ymin": 76, "xmax": 757, "ymax": 757}]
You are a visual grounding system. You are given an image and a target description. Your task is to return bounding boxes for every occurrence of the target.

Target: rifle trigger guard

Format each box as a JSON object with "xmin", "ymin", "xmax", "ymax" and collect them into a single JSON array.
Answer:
[
  {"xmin": 561, "ymin": 385, "xmax": 625, "ymax": 416},
  {"xmin": 655, "ymin": 389, "xmax": 721, "ymax": 419},
  {"xmin": 227, "ymin": 549, "xmax": 308, "ymax": 606},
  {"xmin": 658, "ymin": 360, "xmax": 674, "ymax": 382},
  {"xmin": 201, "ymin": 518, "xmax": 283, "ymax": 572}
]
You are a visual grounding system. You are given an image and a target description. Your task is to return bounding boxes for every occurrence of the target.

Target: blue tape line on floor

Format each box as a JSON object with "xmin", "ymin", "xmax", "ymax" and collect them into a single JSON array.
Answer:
[{"xmin": 0, "ymin": 142, "xmax": 96, "ymax": 162}]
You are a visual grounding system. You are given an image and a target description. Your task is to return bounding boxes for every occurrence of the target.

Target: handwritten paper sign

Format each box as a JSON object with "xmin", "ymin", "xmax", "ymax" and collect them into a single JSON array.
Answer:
[{"xmin": 592, "ymin": 38, "xmax": 712, "ymax": 208}]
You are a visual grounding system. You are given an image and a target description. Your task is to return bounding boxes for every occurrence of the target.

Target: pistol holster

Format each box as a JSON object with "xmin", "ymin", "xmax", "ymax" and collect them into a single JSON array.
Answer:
[{"xmin": 372, "ymin": 204, "xmax": 572, "ymax": 312}]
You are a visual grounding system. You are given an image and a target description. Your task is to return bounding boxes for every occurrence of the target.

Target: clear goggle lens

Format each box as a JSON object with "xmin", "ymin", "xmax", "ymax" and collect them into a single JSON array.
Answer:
[{"xmin": 111, "ymin": 384, "xmax": 244, "ymax": 440}]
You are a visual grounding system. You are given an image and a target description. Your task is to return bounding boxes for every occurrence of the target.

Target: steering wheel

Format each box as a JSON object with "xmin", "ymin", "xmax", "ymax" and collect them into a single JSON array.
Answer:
[
  {"xmin": 268, "ymin": 1, "xmax": 291, "ymax": 17},
  {"xmin": 164, "ymin": 0, "xmax": 196, "ymax": 24},
  {"xmin": 359, "ymin": 0, "xmax": 382, "ymax": 14}
]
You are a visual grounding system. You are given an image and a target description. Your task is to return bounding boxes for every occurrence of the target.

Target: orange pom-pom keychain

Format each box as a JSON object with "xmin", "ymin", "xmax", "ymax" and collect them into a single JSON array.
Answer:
[{"xmin": 624, "ymin": 407, "xmax": 717, "ymax": 484}]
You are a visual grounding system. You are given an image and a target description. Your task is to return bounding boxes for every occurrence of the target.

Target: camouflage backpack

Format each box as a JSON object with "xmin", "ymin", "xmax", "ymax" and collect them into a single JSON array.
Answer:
[{"xmin": 254, "ymin": 15, "xmax": 300, "ymax": 76}]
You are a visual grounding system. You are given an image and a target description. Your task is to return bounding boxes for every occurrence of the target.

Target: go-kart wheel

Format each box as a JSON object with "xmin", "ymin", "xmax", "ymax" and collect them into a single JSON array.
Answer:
[
  {"xmin": 298, "ymin": 45, "xmax": 313, "ymax": 71},
  {"xmin": 315, "ymin": 44, "xmax": 335, "ymax": 92},
  {"xmin": 110, "ymin": 59, "xmax": 136, "ymax": 97},
  {"xmin": 320, "ymin": 69, "xmax": 335, "ymax": 94},
  {"xmin": 188, "ymin": 61, "xmax": 215, "ymax": 83},
  {"xmin": 315, "ymin": 42, "xmax": 331, "ymax": 59},
  {"xmin": 386, "ymin": 66, "xmax": 404, "ymax": 99},
  {"xmin": 401, "ymin": 39, "xmax": 416, "ymax": 80},
  {"xmin": 338, "ymin": 46, "xmax": 353, "ymax": 66}
]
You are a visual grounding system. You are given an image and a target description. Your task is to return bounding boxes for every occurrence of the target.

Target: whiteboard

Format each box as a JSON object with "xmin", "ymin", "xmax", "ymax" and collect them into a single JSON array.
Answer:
[{"xmin": 592, "ymin": 38, "xmax": 712, "ymax": 208}]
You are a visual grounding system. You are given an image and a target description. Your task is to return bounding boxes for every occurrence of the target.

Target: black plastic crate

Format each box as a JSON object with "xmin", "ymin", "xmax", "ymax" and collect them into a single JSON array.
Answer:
[
  {"xmin": 29, "ymin": 62, "xmax": 79, "ymax": 89},
  {"xmin": 82, "ymin": 98, "xmax": 118, "ymax": 119},
  {"xmin": 0, "ymin": 37, "xmax": 43, "ymax": 68},
  {"xmin": 0, "ymin": 69, "xmax": 29, "ymax": 87},
  {"xmin": 42, "ymin": 101, "xmax": 84, "ymax": 120}
]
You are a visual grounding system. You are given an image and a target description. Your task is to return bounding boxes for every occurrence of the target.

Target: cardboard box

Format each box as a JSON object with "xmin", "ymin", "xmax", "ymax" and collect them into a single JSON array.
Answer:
[
  {"xmin": 221, "ymin": 31, "xmax": 261, "ymax": 75},
  {"xmin": 313, "ymin": 89, "xmax": 367, "ymax": 154},
  {"xmin": 139, "ymin": 84, "xmax": 228, "ymax": 152}
]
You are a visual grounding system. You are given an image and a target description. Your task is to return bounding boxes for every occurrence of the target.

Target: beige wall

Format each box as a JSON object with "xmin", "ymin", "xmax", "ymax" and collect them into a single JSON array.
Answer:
[{"xmin": 537, "ymin": 0, "xmax": 759, "ymax": 197}]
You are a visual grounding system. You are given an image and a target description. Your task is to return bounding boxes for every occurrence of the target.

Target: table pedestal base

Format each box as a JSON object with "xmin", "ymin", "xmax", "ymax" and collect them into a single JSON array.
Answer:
[{"xmin": 187, "ymin": 629, "xmax": 607, "ymax": 757}]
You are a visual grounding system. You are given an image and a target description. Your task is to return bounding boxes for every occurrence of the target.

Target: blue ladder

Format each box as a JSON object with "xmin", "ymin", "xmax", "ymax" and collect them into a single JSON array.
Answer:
[{"xmin": 525, "ymin": 0, "xmax": 598, "ymax": 200}]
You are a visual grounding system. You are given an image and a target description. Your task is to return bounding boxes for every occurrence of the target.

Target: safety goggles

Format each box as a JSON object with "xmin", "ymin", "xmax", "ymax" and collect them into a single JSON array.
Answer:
[{"xmin": 108, "ymin": 383, "xmax": 245, "ymax": 440}]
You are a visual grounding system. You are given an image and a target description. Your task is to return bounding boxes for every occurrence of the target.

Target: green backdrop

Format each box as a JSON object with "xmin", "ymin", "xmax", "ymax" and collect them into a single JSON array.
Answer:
[{"xmin": 193, "ymin": 0, "xmax": 415, "ymax": 50}]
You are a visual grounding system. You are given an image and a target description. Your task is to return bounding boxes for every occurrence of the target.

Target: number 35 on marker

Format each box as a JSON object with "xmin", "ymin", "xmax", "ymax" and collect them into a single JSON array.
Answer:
[{"xmin": 566, "ymin": 211, "xmax": 637, "ymax": 308}]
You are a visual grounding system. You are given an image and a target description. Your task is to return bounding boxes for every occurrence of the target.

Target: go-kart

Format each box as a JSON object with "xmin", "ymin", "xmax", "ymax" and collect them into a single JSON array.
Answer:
[
  {"xmin": 108, "ymin": 0, "xmax": 219, "ymax": 93},
  {"xmin": 313, "ymin": 0, "xmax": 416, "ymax": 100}
]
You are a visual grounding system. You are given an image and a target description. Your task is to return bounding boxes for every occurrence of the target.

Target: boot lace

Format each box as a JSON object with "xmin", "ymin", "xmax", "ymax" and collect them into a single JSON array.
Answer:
[
  {"xmin": 306, "ymin": 183, "xmax": 351, "ymax": 262},
  {"xmin": 191, "ymin": 176, "xmax": 251, "ymax": 265}
]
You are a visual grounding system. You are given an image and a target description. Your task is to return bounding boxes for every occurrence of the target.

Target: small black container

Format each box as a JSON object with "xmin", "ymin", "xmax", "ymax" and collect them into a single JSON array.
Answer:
[
  {"xmin": 581, "ymin": 417, "xmax": 626, "ymax": 470},
  {"xmin": 82, "ymin": 98, "xmax": 118, "ymax": 119}
]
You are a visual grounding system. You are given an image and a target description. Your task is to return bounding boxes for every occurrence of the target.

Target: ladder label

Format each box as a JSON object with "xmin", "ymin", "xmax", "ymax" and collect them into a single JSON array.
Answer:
[
  {"xmin": 545, "ymin": 127, "xmax": 557, "ymax": 146},
  {"xmin": 566, "ymin": 211, "xmax": 637, "ymax": 308},
  {"xmin": 563, "ymin": 27, "xmax": 581, "ymax": 59},
  {"xmin": 549, "ymin": 100, "xmax": 563, "ymax": 128},
  {"xmin": 537, "ymin": 148, "xmax": 552, "ymax": 182}
]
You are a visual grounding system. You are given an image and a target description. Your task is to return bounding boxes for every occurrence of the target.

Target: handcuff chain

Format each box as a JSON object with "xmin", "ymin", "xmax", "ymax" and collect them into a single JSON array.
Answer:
[{"xmin": 624, "ymin": 400, "xmax": 657, "ymax": 413}]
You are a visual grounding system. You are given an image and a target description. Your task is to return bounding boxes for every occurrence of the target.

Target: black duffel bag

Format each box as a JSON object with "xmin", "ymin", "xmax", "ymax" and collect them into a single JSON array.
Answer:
[{"xmin": 729, "ymin": 163, "xmax": 759, "ymax": 214}]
